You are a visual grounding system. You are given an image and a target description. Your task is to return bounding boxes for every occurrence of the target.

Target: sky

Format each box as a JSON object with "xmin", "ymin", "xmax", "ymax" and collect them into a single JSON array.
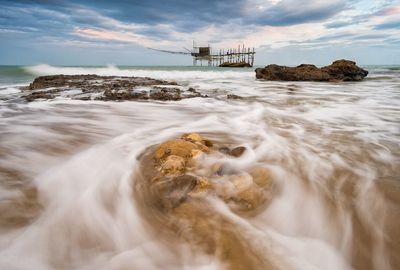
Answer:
[{"xmin": 0, "ymin": 0, "xmax": 399, "ymax": 66}]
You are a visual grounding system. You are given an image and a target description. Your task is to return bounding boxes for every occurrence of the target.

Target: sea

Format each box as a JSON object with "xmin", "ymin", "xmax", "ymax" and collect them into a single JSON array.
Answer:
[{"xmin": 0, "ymin": 64, "xmax": 399, "ymax": 270}]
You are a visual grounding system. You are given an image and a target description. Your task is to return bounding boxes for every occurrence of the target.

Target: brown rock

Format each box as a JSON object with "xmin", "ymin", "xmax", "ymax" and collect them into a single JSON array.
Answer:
[
  {"xmin": 161, "ymin": 155, "xmax": 186, "ymax": 176},
  {"xmin": 248, "ymin": 167, "xmax": 273, "ymax": 188},
  {"xmin": 255, "ymin": 59, "xmax": 368, "ymax": 82},
  {"xmin": 181, "ymin": 133, "xmax": 203, "ymax": 143},
  {"xmin": 149, "ymin": 87, "xmax": 181, "ymax": 101},
  {"xmin": 152, "ymin": 174, "xmax": 198, "ymax": 209},
  {"xmin": 230, "ymin": 146, "xmax": 246, "ymax": 157},
  {"xmin": 155, "ymin": 139, "xmax": 201, "ymax": 160}
]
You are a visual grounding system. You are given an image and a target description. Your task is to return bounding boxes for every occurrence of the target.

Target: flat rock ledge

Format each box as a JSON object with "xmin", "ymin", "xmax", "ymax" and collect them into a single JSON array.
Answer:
[
  {"xmin": 22, "ymin": 74, "xmax": 207, "ymax": 102},
  {"xmin": 255, "ymin": 59, "xmax": 368, "ymax": 82}
]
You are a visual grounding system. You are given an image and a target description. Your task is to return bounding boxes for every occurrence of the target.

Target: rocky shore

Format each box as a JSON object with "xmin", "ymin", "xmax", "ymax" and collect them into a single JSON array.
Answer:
[
  {"xmin": 22, "ymin": 74, "xmax": 207, "ymax": 102},
  {"xmin": 255, "ymin": 59, "xmax": 368, "ymax": 81}
]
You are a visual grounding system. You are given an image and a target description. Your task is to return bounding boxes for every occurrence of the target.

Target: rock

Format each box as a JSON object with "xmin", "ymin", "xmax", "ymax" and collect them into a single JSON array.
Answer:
[
  {"xmin": 149, "ymin": 87, "xmax": 181, "ymax": 101},
  {"xmin": 181, "ymin": 133, "xmax": 203, "ymax": 143},
  {"xmin": 255, "ymin": 59, "xmax": 368, "ymax": 82},
  {"xmin": 248, "ymin": 167, "xmax": 272, "ymax": 188},
  {"xmin": 24, "ymin": 91, "xmax": 55, "ymax": 101},
  {"xmin": 155, "ymin": 139, "xmax": 201, "ymax": 160},
  {"xmin": 161, "ymin": 155, "xmax": 186, "ymax": 176},
  {"xmin": 219, "ymin": 62, "xmax": 251, "ymax": 68},
  {"xmin": 23, "ymin": 74, "xmax": 209, "ymax": 102},
  {"xmin": 203, "ymin": 139, "xmax": 213, "ymax": 147},
  {"xmin": 134, "ymin": 134, "xmax": 279, "ymax": 269},
  {"xmin": 227, "ymin": 94, "xmax": 242, "ymax": 100},
  {"xmin": 138, "ymin": 134, "xmax": 274, "ymax": 213},
  {"xmin": 152, "ymin": 174, "xmax": 198, "ymax": 209},
  {"xmin": 230, "ymin": 146, "xmax": 246, "ymax": 157},
  {"xmin": 186, "ymin": 87, "xmax": 208, "ymax": 98},
  {"xmin": 102, "ymin": 89, "xmax": 149, "ymax": 101}
]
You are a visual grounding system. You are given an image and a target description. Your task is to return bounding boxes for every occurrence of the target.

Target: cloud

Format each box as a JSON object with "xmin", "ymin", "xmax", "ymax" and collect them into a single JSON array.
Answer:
[
  {"xmin": 374, "ymin": 20, "xmax": 400, "ymax": 29},
  {"xmin": 0, "ymin": 0, "xmax": 399, "ymax": 65},
  {"xmin": 244, "ymin": 0, "xmax": 347, "ymax": 26}
]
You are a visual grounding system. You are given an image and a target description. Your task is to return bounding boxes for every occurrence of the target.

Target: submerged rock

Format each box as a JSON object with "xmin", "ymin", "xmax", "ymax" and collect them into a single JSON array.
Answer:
[
  {"xmin": 134, "ymin": 133, "xmax": 279, "ymax": 269},
  {"xmin": 136, "ymin": 133, "xmax": 274, "ymax": 213},
  {"xmin": 255, "ymin": 59, "xmax": 368, "ymax": 81}
]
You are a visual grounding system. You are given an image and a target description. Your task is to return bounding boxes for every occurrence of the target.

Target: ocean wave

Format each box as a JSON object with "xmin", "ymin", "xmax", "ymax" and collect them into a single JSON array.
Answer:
[{"xmin": 23, "ymin": 64, "xmax": 254, "ymax": 82}]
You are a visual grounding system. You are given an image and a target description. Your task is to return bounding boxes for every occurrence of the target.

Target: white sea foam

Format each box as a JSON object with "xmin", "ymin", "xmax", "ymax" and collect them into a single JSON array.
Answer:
[
  {"xmin": 0, "ymin": 65, "xmax": 399, "ymax": 269},
  {"xmin": 24, "ymin": 64, "xmax": 253, "ymax": 81}
]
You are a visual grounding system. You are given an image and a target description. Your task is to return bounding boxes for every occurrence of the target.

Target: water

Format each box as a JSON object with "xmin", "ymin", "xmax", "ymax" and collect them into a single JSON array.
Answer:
[{"xmin": 0, "ymin": 65, "xmax": 399, "ymax": 270}]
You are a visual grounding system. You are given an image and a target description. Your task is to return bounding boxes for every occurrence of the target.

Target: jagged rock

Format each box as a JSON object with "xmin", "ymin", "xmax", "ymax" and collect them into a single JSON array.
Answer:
[
  {"xmin": 101, "ymin": 89, "xmax": 148, "ymax": 101},
  {"xmin": 255, "ymin": 59, "xmax": 368, "ymax": 81},
  {"xmin": 138, "ymin": 133, "xmax": 274, "ymax": 213},
  {"xmin": 134, "ymin": 133, "xmax": 279, "ymax": 269},
  {"xmin": 27, "ymin": 74, "xmax": 171, "ymax": 90},
  {"xmin": 149, "ymin": 87, "xmax": 181, "ymax": 101},
  {"xmin": 23, "ymin": 75, "xmax": 208, "ymax": 102}
]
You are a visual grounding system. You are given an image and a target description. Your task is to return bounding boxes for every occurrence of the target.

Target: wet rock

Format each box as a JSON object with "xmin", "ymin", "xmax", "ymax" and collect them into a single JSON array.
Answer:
[
  {"xmin": 27, "ymin": 74, "xmax": 172, "ymax": 90},
  {"xmin": 161, "ymin": 155, "xmax": 186, "ymax": 176},
  {"xmin": 203, "ymin": 139, "xmax": 213, "ymax": 147},
  {"xmin": 185, "ymin": 87, "xmax": 208, "ymax": 98},
  {"xmin": 149, "ymin": 87, "xmax": 181, "ymax": 101},
  {"xmin": 230, "ymin": 146, "xmax": 246, "ymax": 157},
  {"xmin": 23, "ymin": 74, "xmax": 209, "ymax": 102},
  {"xmin": 152, "ymin": 174, "xmax": 198, "ymax": 209},
  {"xmin": 248, "ymin": 167, "xmax": 272, "ymax": 188},
  {"xmin": 219, "ymin": 62, "xmax": 251, "ymax": 68},
  {"xmin": 24, "ymin": 91, "xmax": 55, "ymax": 101},
  {"xmin": 255, "ymin": 59, "xmax": 368, "ymax": 81},
  {"xmin": 139, "ymin": 133, "xmax": 274, "ymax": 213},
  {"xmin": 155, "ymin": 139, "xmax": 202, "ymax": 160},
  {"xmin": 227, "ymin": 94, "xmax": 242, "ymax": 100},
  {"xmin": 101, "ymin": 89, "xmax": 149, "ymax": 101},
  {"xmin": 181, "ymin": 133, "xmax": 203, "ymax": 143},
  {"xmin": 134, "ymin": 134, "xmax": 280, "ymax": 269}
]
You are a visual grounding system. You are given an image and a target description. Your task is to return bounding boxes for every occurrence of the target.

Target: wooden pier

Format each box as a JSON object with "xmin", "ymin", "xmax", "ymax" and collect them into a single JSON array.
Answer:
[
  {"xmin": 148, "ymin": 42, "xmax": 256, "ymax": 67},
  {"xmin": 191, "ymin": 42, "xmax": 255, "ymax": 67}
]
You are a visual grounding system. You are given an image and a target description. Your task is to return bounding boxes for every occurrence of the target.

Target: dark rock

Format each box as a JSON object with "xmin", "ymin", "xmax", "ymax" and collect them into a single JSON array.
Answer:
[
  {"xmin": 230, "ymin": 146, "xmax": 246, "ymax": 157},
  {"xmin": 149, "ymin": 87, "xmax": 181, "ymax": 101},
  {"xmin": 219, "ymin": 62, "xmax": 251, "ymax": 68},
  {"xmin": 23, "ymin": 74, "xmax": 211, "ymax": 102},
  {"xmin": 203, "ymin": 139, "xmax": 213, "ymax": 147},
  {"xmin": 255, "ymin": 59, "xmax": 368, "ymax": 82},
  {"xmin": 185, "ymin": 87, "xmax": 208, "ymax": 98},
  {"xmin": 24, "ymin": 91, "xmax": 55, "ymax": 101},
  {"xmin": 227, "ymin": 94, "xmax": 242, "ymax": 100},
  {"xmin": 101, "ymin": 89, "xmax": 148, "ymax": 101}
]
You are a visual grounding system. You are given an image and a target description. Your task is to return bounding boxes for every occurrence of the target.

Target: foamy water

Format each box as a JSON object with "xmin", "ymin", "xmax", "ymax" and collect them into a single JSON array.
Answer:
[{"xmin": 0, "ymin": 65, "xmax": 399, "ymax": 270}]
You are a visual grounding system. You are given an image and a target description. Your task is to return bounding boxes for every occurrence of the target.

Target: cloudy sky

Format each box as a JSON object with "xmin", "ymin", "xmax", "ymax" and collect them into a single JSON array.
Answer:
[{"xmin": 0, "ymin": 0, "xmax": 399, "ymax": 65}]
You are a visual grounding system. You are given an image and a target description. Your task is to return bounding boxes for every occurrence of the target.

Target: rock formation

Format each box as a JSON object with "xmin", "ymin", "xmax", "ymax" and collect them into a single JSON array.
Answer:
[
  {"xmin": 134, "ymin": 133, "xmax": 278, "ymax": 269},
  {"xmin": 255, "ymin": 59, "xmax": 368, "ymax": 81},
  {"xmin": 22, "ymin": 74, "xmax": 207, "ymax": 102}
]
